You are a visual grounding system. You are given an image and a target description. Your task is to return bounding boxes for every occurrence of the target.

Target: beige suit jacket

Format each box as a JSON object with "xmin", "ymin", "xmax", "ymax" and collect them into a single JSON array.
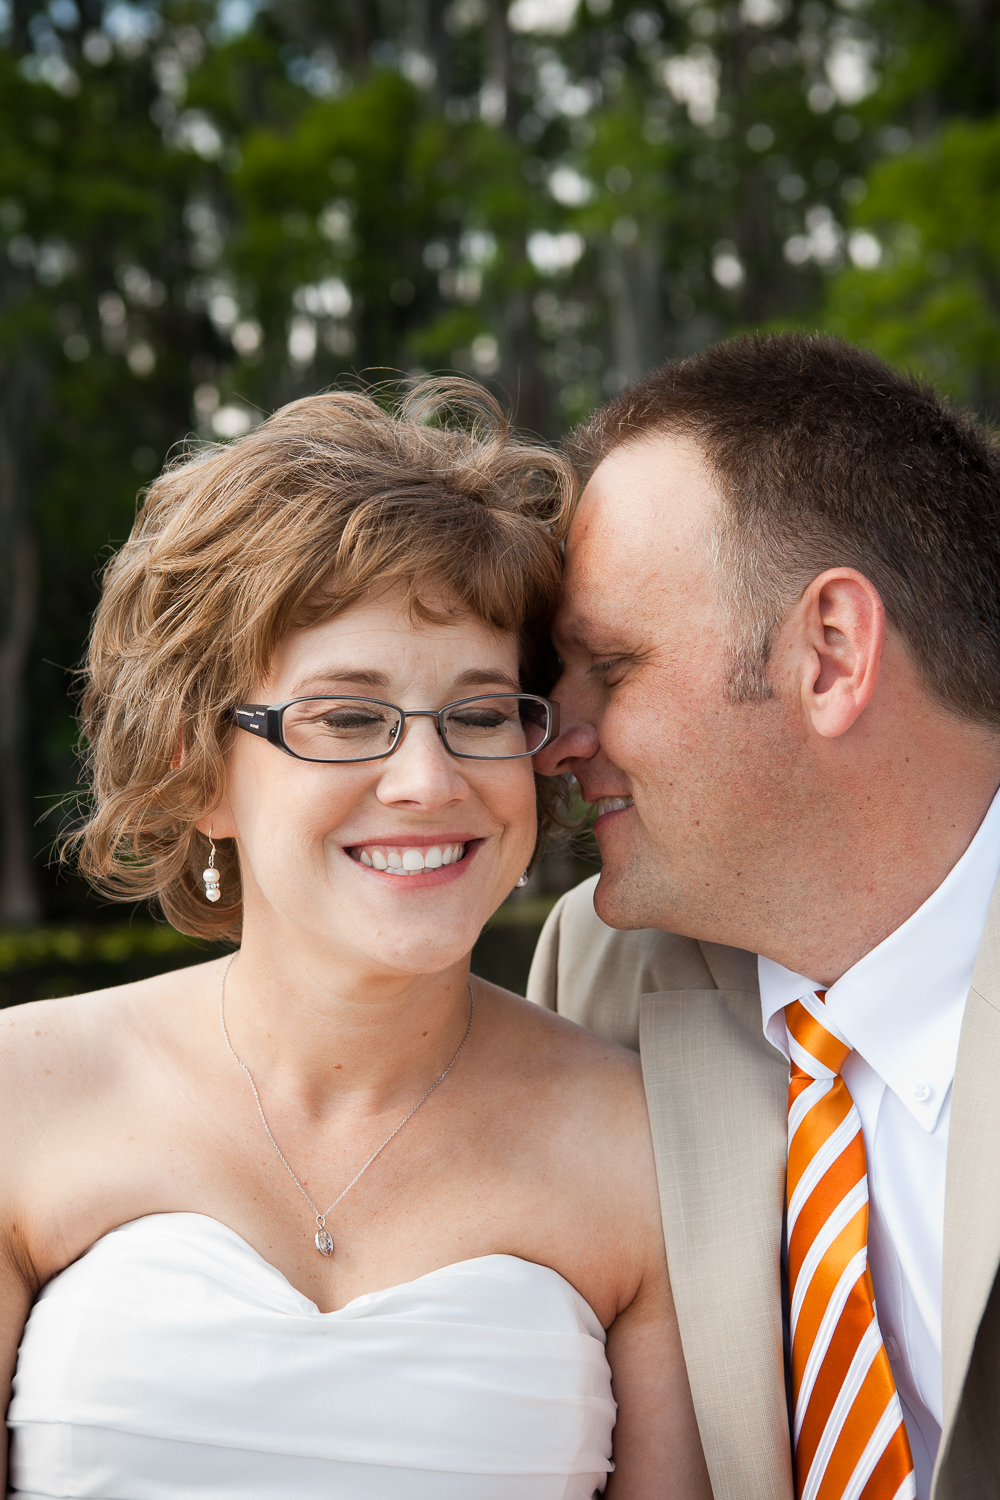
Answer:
[{"xmin": 526, "ymin": 873, "xmax": 1000, "ymax": 1500}]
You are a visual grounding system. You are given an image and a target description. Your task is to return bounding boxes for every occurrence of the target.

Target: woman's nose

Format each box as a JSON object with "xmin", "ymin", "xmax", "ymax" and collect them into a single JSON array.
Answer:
[{"xmin": 375, "ymin": 716, "xmax": 470, "ymax": 807}]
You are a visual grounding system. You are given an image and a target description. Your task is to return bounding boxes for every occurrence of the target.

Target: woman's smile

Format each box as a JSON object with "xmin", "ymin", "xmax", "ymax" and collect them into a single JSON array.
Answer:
[{"xmin": 346, "ymin": 834, "xmax": 484, "ymax": 881}]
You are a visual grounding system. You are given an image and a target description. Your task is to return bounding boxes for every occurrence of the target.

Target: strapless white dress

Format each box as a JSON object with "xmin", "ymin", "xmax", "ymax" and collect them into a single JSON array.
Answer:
[{"xmin": 7, "ymin": 1213, "xmax": 615, "ymax": 1499}]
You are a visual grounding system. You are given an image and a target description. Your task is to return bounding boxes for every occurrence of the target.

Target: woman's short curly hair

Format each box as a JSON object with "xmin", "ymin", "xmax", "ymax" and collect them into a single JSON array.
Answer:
[{"xmin": 71, "ymin": 378, "xmax": 575, "ymax": 944}]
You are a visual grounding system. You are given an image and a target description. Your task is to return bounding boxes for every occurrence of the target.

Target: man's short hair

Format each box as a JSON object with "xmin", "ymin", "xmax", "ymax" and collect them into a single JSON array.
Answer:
[{"xmin": 568, "ymin": 333, "xmax": 1000, "ymax": 724}]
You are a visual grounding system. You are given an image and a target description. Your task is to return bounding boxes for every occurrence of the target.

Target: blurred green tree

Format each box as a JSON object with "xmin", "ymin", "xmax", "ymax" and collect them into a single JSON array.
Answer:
[
  {"xmin": 0, "ymin": 4, "xmax": 236, "ymax": 919},
  {"xmin": 823, "ymin": 116, "xmax": 1000, "ymax": 410},
  {"xmin": 1, "ymin": 0, "xmax": 998, "ymax": 924}
]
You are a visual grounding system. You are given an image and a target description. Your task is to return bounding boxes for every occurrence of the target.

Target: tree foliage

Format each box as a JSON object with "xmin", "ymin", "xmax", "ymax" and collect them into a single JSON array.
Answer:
[
  {"xmin": 825, "ymin": 115, "xmax": 1000, "ymax": 410},
  {"xmin": 1, "ymin": 0, "xmax": 997, "ymax": 921}
]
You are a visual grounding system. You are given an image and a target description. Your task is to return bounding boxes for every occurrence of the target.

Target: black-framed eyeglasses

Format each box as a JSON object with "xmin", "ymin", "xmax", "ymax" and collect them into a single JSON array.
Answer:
[{"xmin": 232, "ymin": 693, "xmax": 560, "ymax": 764}]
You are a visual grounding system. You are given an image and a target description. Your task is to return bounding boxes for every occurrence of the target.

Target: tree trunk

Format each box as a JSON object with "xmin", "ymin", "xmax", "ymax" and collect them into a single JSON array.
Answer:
[
  {"xmin": 10, "ymin": 0, "xmax": 32, "ymax": 56},
  {"xmin": 0, "ymin": 297, "xmax": 44, "ymax": 926},
  {"xmin": 0, "ymin": 458, "xmax": 41, "ymax": 926},
  {"xmin": 484, "ymin": 0, "xmax": 511, "ymax": 126}
]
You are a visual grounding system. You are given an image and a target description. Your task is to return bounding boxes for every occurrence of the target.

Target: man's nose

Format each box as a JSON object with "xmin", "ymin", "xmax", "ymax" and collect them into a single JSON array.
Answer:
[{"xmin": 533, "ymin": 693, "xmax": 600, "ymax": 776}]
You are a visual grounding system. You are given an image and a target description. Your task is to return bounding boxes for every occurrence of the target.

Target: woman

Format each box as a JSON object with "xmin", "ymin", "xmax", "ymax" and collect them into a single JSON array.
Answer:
[{"xmin": 0, "ymin": 382, "xmax": 710, "ymax": 1499}]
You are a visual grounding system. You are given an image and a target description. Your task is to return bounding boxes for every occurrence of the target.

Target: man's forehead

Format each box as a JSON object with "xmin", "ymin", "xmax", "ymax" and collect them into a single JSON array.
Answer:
[
  {"xmin": 556, "ymin": 431, "xmax": 718, "ymax": 647},
  {"xmin": 564, "ymin": 432, "xmax": 716, "ymax": 582},
  {"xmin": 571, "ymin": 429, "xmax": 716, "ymax": 542},
  {"xmin": 554, "ymin": 567, "xmax": 654, "ymax": 650}
]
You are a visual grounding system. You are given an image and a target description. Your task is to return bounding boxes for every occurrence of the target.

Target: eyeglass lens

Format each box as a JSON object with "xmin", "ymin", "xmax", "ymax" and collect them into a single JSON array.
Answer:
[{"xmin": 279, "ymin": 695, "xmax": 551, "ymax": 762}]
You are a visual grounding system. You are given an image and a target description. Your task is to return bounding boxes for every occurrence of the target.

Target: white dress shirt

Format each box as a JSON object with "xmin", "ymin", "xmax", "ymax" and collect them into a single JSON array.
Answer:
[{"xmin": 758, "ymin": 785, "xmax": 1000, "ymax": 1500}]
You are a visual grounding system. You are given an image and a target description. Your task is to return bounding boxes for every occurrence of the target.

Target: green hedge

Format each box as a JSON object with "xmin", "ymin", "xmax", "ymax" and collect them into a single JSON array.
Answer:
[
  {"xmin": 0, "ymin": 895, "xmax": 558, "ymax": 975},
  {"xmin": 0, "ymin": 923, "xmax": 207, "ymax": 972}
]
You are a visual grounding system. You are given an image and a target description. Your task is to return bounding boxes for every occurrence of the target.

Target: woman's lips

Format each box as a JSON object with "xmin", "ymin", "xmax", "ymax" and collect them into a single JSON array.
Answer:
[
  {"xmin": 345, "ymin": 838, "xmax": 483, "ymax": 878},
  {"xmin": 355, "ymin": 842, "xmax": 465, "ymax": 873}
]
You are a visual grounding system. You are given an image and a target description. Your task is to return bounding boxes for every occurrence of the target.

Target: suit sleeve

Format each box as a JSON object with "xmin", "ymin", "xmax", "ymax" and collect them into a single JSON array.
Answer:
[
  {"xmin": 525, "ymin": 874, "xmax": 644, "ymax": 1051},
  {"xmin": 526, "ymin": 874, "xmax": 722, "ymax": 1053}
]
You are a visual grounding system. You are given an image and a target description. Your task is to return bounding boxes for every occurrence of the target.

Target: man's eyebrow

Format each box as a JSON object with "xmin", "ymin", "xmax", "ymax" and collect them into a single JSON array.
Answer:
[
  {"xmin": 554, "ymin": 617, "xmax": 630, "ymax": 658},
  {"xmin": 554, "ymin": 615, "xmax": 594, "ymax": 648}
]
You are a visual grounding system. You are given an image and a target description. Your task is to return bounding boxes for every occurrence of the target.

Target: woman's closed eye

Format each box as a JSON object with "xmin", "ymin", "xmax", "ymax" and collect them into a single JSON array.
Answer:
[
  {"xmin": 281, "ymin": 699, "xmax": 400, "ymax": 756},
  {"xmin": 316, "ymin": 708, "xmax": 391, "ymax": 730},
  {"xmin": 445, "ymin": 708, "xmax": 509, "ymax": 730}
]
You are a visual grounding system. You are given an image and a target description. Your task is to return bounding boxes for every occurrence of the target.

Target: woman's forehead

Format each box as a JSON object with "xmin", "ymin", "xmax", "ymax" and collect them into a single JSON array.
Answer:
[{"xmin": 266, "ymin": 593, "xmax": 519, "ymax": 696}]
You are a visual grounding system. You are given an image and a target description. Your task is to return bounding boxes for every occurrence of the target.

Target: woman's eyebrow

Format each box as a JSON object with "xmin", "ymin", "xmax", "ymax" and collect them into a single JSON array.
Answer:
[
  {"xmin": 289, "ymin": 668, "xmax": 392, "ymax": 695},
  {"xmin": 451, "ymin": 669, "xmax": 522, "ymax": 692},
  {"xmin": 286, "ymin": 667, "xmax": 522, "ymax": 697}
]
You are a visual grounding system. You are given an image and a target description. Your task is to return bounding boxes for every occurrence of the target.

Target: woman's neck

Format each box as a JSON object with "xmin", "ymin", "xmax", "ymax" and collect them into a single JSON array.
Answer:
[{"xmin": 217, "ymin": 931, "xmax": 475, "ymax": 1122}]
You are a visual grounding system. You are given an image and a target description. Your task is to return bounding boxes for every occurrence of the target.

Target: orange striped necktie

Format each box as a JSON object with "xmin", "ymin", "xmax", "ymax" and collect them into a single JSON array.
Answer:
[{"xmin": 785, "ymin": 992, "xmax": 915, "ymax": 1500}]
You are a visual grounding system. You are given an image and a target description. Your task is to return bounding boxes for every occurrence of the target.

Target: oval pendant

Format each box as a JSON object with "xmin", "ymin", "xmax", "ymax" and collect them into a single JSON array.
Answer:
[{"xmin": 315, "ymin": 1228, "xmax": 334, "ymax": 1257}]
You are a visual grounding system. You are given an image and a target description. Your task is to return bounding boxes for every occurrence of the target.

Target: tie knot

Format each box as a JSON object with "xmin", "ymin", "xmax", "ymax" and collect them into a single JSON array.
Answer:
[{"xmin": 785, "ymin": 991, "xmax": 852, "ymax": 1079}]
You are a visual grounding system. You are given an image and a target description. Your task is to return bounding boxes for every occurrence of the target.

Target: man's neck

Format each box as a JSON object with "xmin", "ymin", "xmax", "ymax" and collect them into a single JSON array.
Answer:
[{"xmin": 760, "ymin": 743, "xmax": 1000, "ymax": 988}]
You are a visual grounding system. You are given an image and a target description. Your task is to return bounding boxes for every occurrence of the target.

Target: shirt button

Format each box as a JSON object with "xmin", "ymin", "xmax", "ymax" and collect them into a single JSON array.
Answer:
[
  {"xmin": 884, "ymin": 1334, "xmax": 900, "ymax": 1362},
  {"xmin": 912, "ymin": 1080, "xmax": 932, "ymax": 1103}
]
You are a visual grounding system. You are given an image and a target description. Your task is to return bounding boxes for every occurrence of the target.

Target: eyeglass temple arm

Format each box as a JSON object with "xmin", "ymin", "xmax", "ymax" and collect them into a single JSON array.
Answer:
[
  {"xmin": 544, "ymin": 700, "xmax": 560, "ymax": 744},
  {"xmin": 233, "ymin": 704, "xmax": 287, "ymax": 750},
  {"xmin": 233, "ymin": 705, "xmax": 267, "ymax": 733}
]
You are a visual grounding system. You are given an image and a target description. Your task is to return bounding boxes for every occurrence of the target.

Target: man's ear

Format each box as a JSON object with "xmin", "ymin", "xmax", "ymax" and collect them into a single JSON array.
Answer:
[{"xmin": 789, "ymin": 569, "xmax": 885, "ymax": 739}]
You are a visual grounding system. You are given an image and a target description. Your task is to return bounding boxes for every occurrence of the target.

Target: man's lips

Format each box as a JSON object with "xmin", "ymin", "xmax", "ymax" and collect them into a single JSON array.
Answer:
[
  {"xmin": 591, "ymin": 796, "xmax": 635, "ymax": 821},
  {"xmin": 345, "ymin": 836, "xmax": 483, "ymax": 876}
]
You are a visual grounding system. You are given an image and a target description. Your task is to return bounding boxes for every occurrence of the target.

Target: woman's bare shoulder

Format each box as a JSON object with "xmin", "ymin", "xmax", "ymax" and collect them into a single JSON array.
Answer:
[
  {"xmin": 474, "ymin": 976, "xmax": 646, "ymax": 1123},
  {"xmin": 0, "ymin": 959, "xmax": 225, "ymax": 1120},
  {"xmin": 475, "ymin": 978, "xmax": 661, "ymax": 1303},
  {"xmin": 0, "ymin": 989, "xmax": 125, "ymax": 1087},
  {"xmin": 478, "ymin": 974, "xmax": 640, "ymax": 1060}
]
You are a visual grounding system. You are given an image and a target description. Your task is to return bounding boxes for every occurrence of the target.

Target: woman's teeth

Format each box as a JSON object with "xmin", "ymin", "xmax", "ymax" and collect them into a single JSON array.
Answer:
[
  {"xmin": 594, "ymin": 796, "xmax": 634, "ymax": 817},
  {"xmin": 356, "ymin": 843, "xmax": 466, "ymax": 874}
]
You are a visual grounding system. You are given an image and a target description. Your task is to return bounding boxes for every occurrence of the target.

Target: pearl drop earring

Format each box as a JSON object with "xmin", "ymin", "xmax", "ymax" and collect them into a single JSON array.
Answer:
[
  {"xmin": 203, "ymin": 829, "xmax": 221, "ymax": 904},
  {"xmin": 516, "ymin": 871, "xmax": 529, "ymax": 888}
]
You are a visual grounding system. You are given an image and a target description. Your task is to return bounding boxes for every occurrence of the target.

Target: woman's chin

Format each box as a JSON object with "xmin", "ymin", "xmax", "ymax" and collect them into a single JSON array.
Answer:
[
  {"xmin": 248, "ymin": 859, "xmax": 525, "ymax": 971},
  {"xmin": 349, "ymin": 910, "xmax": 495, "ymax": 976},
  {"xmin": 338, "ymin": 861, "xmax": 519, "ymax": 942},
  {"xmin": 316, "ymin": 928, "xmax": 479, "ymax": 982},
  {"xmin": 386, "ymin": 950, "xmax": 477, "ymax": 980}
]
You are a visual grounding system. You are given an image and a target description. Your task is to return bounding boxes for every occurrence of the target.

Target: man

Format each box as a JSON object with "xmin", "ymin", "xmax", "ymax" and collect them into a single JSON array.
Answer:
[{"xmin": 529, "ymin": 334, "xmax": 1000, "ymax": 1500}]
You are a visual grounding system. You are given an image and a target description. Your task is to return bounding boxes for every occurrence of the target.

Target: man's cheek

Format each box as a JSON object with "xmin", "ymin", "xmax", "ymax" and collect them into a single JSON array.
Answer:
[
  {"xmin": 604, "ymin": 701, "xmax": 673, "ymax": 776},
  {"xmin": 598, "ymin": 715, "xmax": 635, "ymax": 771}
]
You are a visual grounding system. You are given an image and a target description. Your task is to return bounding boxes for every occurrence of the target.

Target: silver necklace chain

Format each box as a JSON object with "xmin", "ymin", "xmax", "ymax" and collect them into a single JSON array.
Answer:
[{"xmin": 219, "ymin": 956, "xmax": 475, "ymax": 1257}]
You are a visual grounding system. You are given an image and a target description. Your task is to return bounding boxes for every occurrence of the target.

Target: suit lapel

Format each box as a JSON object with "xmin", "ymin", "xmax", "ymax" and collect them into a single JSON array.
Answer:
[
  {"xmin": 939, "ymin": 873, "xmax": 1000, "ymax": 1458},
  {"xmin": 640, "ymin": 980, "xmax": 794, "ymax": 1500}
]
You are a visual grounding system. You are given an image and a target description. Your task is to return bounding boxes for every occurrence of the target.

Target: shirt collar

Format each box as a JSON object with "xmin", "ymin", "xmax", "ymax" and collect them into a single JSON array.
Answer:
[{"xmin": 759, "ymin": 783, "xmax": 1000, "ymax": 1134}]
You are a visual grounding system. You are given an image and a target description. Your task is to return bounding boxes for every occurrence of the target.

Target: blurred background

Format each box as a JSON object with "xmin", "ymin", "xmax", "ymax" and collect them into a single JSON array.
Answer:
[{"xmin": 2, "ymin": 0, "xmax": 998, "ymax": 1001}]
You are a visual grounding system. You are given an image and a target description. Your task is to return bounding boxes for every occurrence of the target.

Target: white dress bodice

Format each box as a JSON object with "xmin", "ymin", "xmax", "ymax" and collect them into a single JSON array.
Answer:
[{"xmin": 7, "ymin": 1213, "xmax": 615, "ymax": 1499}]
